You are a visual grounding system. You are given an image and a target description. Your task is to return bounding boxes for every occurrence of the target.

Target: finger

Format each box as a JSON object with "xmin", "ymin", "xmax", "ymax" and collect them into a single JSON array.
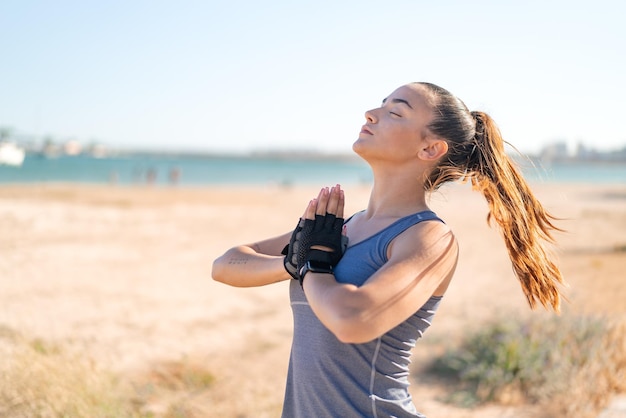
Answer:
[
  {"xmin": 326, "ymin": 185, "xmax": 341, "ymax": 215},
  {"xmin": 302, "ymin": 198, "xmax": 317, "ymax": 220},
  {"xmin": 337, "ymin": 187, "xmax": 345, "ymax": 219},
  {"xmin": 316, "ymin": 187, "xmax": 329, "ymax": 216}
]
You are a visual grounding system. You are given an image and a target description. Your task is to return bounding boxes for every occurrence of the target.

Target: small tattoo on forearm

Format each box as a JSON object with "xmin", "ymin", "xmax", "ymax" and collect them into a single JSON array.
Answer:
[{"xmin": 228, "ymin": 257, "xmax": 249, "ymax": 265}]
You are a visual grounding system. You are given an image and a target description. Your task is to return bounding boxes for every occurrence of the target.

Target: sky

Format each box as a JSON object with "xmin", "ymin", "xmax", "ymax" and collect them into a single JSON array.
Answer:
[{"xmin": 1, "ymin": 0, "xmax": 625, "ymax": 155}]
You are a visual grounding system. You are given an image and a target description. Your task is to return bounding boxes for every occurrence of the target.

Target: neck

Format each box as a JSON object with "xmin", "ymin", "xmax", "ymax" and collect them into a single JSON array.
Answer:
[{"xmin": 364, "ymin": 163, "xmax": 430, "ymax": 219}]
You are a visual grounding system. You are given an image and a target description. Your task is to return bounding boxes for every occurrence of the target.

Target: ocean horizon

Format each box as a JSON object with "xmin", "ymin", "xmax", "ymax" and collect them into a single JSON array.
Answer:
[{"xmin": 0, "ymin": 153, "xmax": 625, "ymax": 186}]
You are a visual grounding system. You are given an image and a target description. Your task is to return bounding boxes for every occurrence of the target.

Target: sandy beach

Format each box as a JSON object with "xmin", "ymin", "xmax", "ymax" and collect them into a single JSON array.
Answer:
[{"xmin": 0, "ymin": 181, "xmax": 624, "ymax": 417}]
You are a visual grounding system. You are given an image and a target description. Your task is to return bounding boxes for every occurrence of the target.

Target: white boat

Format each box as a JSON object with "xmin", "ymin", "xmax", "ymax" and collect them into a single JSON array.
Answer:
[{"xmin": 0, "ymin": 142, "xmax": 26, "ymax": 166}]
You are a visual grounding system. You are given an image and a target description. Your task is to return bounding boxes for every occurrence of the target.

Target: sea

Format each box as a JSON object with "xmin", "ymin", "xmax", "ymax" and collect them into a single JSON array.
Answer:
[{"xmin": 0, "ymin": 153, "xmax": 625, "ymax": 186}]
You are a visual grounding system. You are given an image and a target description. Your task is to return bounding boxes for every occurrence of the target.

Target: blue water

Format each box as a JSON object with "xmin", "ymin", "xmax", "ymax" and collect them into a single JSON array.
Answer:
[
  {"xmin": 0, "ymin": 154, "xmax": 374, "ymax": 186},
  {"xmin": 0, "ymin": 154, "xmax": 624, "ymax": 186},
  {"xmin": 526, "ymin": 161, "xmax": 626, "ymax": 184}
]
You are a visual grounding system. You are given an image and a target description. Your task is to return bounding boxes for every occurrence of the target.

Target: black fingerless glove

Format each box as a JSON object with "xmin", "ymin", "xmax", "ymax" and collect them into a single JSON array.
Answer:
[
  {"xmin": 297, "ymin": 214, "xmax": 345, "ymax": 268},
  {"xmin": 282, "ymin": 218, "xmax": 306, "ymax": 281},
  {"xmin": 282, "ymin": 213, "xmax": 348, "ymax": 285}
]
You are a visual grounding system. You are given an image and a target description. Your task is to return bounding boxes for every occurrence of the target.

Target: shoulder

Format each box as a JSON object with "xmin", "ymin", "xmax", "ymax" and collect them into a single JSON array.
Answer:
[{"xmin": 388, "ymin": 219, "xmax": 457, "ymax": 262}]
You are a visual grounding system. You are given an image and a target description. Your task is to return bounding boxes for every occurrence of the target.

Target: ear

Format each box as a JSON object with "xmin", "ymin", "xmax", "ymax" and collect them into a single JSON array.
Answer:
[{"xmin": 418, "ymin": 138, "xmax": 448, "ymax": 161}]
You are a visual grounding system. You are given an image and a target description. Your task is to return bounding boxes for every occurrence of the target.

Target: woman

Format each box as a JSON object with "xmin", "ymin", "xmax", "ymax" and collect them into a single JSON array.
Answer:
[{"xmin": 212, "ymin": 82, "xmax": 564, "ymax": 417}]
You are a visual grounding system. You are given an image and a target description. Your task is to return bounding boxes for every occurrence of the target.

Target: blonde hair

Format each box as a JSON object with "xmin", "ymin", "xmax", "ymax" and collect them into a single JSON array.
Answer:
[{"xmin": 418, "ymin": 82, "xmax": 565, "ymax": 311}]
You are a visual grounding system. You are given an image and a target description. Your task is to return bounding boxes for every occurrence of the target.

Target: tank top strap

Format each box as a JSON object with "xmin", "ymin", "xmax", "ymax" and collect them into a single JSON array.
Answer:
[{"xmin": 375, "ymin": 210, "xmax": 444, "ymax": 260}]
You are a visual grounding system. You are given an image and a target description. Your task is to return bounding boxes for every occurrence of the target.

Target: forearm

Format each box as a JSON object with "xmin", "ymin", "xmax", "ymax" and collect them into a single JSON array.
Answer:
[
  {"xmin": 302, "ymin": 274, "xmax": 369, "ymax": 343},
  {"xmin": 212, "ymin": 245, "xmax": 291, "ymax": 287}
]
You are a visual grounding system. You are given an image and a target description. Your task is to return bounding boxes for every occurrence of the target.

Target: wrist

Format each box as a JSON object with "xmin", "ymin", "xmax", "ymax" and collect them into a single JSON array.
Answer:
[{"xmin": 298, "ymin": 260, "xmax": 334, "ymax": 287}]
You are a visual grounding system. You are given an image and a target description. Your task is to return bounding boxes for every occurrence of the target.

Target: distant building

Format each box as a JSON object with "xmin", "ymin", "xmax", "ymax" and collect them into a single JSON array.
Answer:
[
  {"xmin": 42, "ymin": 140, "xmax": 62, "ymax": 158},
  {"xmin": 575, "ymin": 143, "xmax": 599, "ymax": 160},
  {"xmin": 537, "ymin": 140, "xmax": 626, "ymax": 163},
  {"xmin": 539, "ymin": 141, "xmax": 569, "ymax": 162},
  {"xmin": 64, "ymin": 140, "xmax": 82, "ymax": 156},
  {"xmin": 87, "ymin": 143, "xmax": 108, "ymax": 158}
]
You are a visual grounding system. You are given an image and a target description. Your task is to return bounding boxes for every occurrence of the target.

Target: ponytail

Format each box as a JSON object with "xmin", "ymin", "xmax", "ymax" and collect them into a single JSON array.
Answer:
[
  {"xmin": 468, "ymin": 111, "xmax": 565, "ymax": 311},
  {"xmin": 417, "ymin": 82, "xmax": 565, "ymax": 312}
]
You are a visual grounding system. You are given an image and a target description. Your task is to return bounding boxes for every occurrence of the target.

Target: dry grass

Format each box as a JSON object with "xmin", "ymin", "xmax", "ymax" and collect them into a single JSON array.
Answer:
[
  {"xmin": 427, "ymin": 313, "xmax": 626, "ymax": 417},
  {"xmin": 133, "ymin": 358, "xmax": 217, "ymax": 418},
  {"xmin": 2, "ymin": 313, "xmax": 625, "ymax": 418},
  {"xmin": 0, "ymin": 325, "xmax": 219, "ymax": 418},
  {"xmin": 544, "ymin": 317, "xmax": 626, "ymax": 417},
  {"xmin": 0, "ymin": 325, "xmax": 145, "ymax": 418}
]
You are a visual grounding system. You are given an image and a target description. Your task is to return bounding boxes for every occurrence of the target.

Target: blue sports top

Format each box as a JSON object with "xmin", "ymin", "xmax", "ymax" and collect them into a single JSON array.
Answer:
[{"xmin": 281, "ymin": 210, "xmax": 444, "ymax": 418}]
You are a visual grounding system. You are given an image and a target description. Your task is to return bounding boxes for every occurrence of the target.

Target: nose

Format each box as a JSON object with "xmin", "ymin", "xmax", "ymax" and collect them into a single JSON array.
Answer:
[{"xmin": 364, "ymin": 108, "xmax": 377, "ymax": 123}]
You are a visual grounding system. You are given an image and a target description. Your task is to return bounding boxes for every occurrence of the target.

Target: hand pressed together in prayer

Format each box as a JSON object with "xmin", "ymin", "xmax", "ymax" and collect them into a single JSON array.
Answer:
[
  {"xmin": 283, "ymin": 185, "xmax": 348, "ymax": 285},
  {"xmin": 303, "ymin": 184, "xmax": 345, "ymax": 224}
]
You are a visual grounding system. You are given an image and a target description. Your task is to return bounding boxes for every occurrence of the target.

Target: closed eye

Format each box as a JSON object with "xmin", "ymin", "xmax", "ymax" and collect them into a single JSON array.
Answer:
[{"xmin": 389, "ymin": 111, "xmax": 401, "ymax": 117}]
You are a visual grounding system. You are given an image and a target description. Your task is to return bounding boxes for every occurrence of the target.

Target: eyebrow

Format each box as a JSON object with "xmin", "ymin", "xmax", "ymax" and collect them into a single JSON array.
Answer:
[{"xmin": 382, "ymin": 97, "xmax": 413, "ymax": 109}]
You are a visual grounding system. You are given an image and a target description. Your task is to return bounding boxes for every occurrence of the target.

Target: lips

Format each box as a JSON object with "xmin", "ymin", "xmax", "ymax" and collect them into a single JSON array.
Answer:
[{"xmin": 360, "ymin": 126, "xmax": 373, "ymax": 135}]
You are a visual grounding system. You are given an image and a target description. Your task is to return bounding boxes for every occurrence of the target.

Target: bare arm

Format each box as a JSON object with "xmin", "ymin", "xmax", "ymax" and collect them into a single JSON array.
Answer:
[
  {"xmin": 212, "ymin": 185, "xmax": 344, "ymax": 288},
  {"xmin": 212, "ymin": 232, "xmax": 293, "ymax": 287},
  {"xmin": 303, "ymin": 221, "xmax": 458, "ymax": 343},
  {"xmin": 298, "ymin": 185, "xmax": 458, "ymax": 343}
]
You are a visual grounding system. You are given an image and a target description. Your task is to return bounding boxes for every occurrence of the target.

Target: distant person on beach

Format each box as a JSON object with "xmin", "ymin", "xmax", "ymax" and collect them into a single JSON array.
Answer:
[
  {"xmin": 168, "ymin": 167, "xmax": 181, "ymax": 185},
  {"xmin": 146, "ymin": 168, "xmax": 157, "ymax": 185},
  {"xmin": 212, "ymin": 82, "xmax": 564, "ymax": 418}
]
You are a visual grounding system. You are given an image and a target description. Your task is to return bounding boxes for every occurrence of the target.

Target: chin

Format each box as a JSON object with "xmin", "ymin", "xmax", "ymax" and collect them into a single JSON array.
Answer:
[
  {"xmin": 352, "ymin": 137, "xmax": 366, "ymax": 152},
  {"xmin": 352, "ymin": 140, "xmax": 369, "ymax": 161}
]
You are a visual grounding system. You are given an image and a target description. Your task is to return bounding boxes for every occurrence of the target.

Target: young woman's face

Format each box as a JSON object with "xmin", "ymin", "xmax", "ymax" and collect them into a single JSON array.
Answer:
[{"xmin": 353, "ymin": 84, "xmax": 434, "ymax": 163}]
